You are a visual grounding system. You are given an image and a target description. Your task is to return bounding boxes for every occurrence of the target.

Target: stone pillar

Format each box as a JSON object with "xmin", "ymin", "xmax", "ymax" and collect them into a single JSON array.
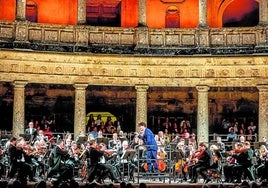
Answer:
[
  {"xmin": 259, "ymin": 0, "xmax": 268, "ymax": 26},
  {"xmin": 77, "ymin": 0, "xmax": 87, "ymax": 25},
  {"xmin": 74, "ymin": 83, "xmax": 88, "ymax": 139},
  {"xmin": 138, "ymin": 0, "xmax": 147, "ymax": 26},
  {"xmin": 196, "ymin": 85, "xmax": 209, "ymax": 143},
  {"xmin": 13, "ymin": 80, "xmax": 28, "ymax": 138},
  {"xmin": 257, "ymin": 85, "xmax": 268, "ymax": 140},
  {"xmin": 198, "ymin": 0, "xmax": 207, "ymax": 27},
  {"xmin": 135, "ymin": 85, "xmax": 149, "ymax": 131},
  {"xmin": 16, "ymin": 0, "xmax": 26, "ymax": 21}
]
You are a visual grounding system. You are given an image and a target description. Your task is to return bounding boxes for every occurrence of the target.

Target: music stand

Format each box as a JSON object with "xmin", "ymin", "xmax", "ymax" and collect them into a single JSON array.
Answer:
[
  {"xmin": 19, "ymin": 134, "xmax": 32, "ymax": 142},
  {"xmin": 121, "ymin": 150, "xmax": 136, "ymax": 161},
  {"xmin": 77, "ymin": 136, "xmax": 87, "ymax": 146},
  {"xmin": 97, "ymin": 137, "xmax": 109, "ymax": 145}
]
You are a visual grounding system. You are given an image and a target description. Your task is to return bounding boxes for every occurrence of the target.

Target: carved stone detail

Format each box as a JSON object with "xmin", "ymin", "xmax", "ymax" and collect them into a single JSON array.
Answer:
[{"xmin": 1, "ymin": 51, "xmax": 268, "ymax": 88}]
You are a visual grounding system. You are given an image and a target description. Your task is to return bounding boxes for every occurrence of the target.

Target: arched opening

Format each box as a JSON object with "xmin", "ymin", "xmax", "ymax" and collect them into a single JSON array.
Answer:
[
  {"xmin": 26, "ymin": 0, "xmax": 37, "ymax": 22},
  {"xmin": 86, "ymin": 0, "xmax": 121, "ymax": 26},
  {"xmin": 222, "ymin": 0, "xmax": 259, "ymax": 27},
  {"xmin": 165, "ymin": 6, "xmax": 180, "ymax": 28}
]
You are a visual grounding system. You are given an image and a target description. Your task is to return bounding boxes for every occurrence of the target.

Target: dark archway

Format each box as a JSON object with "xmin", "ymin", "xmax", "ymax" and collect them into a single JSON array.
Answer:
[
  {"xmin": 166, "ymin": 6, "xmax": 180, "ymax": 28},
  {"xmin": 26, "ymin": 0, "xmax": 38, "ymax": 22},
  {"xmin": 222, "ymin": 0, "xmax": 259, "ymax": 27}
]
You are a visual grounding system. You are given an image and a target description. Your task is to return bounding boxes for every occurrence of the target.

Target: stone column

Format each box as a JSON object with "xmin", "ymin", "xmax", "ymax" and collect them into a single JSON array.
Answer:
[
  {"xmin": 13, "ymin": 80, "xmax": 28, "ymax": 138},
  {"xmin": 77, "ymin": 0, "xmax": 87, "ymax": 25},
  {"xmin": 135, "ymin": 85, "xmax": 149, "ymax": 131},
  {"xmin": 74, "ymin": 83, "xmax": 88, "ymax": 139},
  {"xmin": 196, "ymin": 85, "xmax": 209, "ymax": 143},
  {"xmin": 138, "ymin": 0, "xmax": 147, "ymax": 26},
  {"xmin": 257, "ymin": 85, "xmax": 268, "ymax": 140},
  {"xmin": 259, "ymin": 0, "xmax": 268, "ymax": 26},
  {"xmin": 16, "ymin": 0, "xmax": 26, "ymax": 21},
  {"xmin": 198, "ymin": 0, "xmax": 207, "ymax": 27}
]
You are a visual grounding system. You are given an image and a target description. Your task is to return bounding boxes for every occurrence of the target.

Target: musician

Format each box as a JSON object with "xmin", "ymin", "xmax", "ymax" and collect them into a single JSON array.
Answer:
[
  {"xmin": 174, "ymin": 141, "xmax": 188, "ymax": 181},
  {"xmin": 116, "ymin": 140, "xmax": 136, "ymax": 181},
  {"xmin": 83, "ymin": 139, "xmax": 120, "ymax": 183},
  {"xmin": 8, "ymin": 137, "xmax": 36, "ymax": 182},
  {"xmin": 47, "ymin": 139, "xmax": 72, "ymax": 181},
  {"xmin": 223, "ymin": 142, "xmax": 243, "ymax": 183},
  {"xmin": 232, "ymin": 141, "xmax": 255, "ymax": 183},
  {"xmin": 25, "ymin": 121, "xmax": 37, "ymax": 140},
  {"xmin": 0, "ymin": 145, "xmax": 5, "ymax": 178},
  {"xmin": 108, "ymin": 133, "xmax": 121, "ymax": 150},
  {"xmin": 35, "ymin": 130, "xmax": 48, "ymax": 144},
  {"xmin": 136, "ymin": 122, "xmax": 159, "ymax": 174},
  {"xmin": 216, "ymin": 136, "xmax": 226, "ymax": 154},
  {"xmin": 189, "ymin": 142, "xmax": 213, "ymax": 183},
  {"xmin": 255, "ymin": 144, "xmax": 268, "ymax": 182}
]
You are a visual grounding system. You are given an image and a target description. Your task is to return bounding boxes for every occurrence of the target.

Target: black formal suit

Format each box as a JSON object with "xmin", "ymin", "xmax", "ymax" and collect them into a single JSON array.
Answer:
[
  {"xmin": 232, "ymin": 148, "xmax": 255, "ymax": 182},
  {"xmin": 47, "ymin": 145, "xmax": 71, "ymax": 180},
  {"xmin": 8, "ymin": 144, "xmax": 34, "ymax": 181},
  {"xmin": 190, "ymin": 148, "xmax": 213, "ymax": 183}
]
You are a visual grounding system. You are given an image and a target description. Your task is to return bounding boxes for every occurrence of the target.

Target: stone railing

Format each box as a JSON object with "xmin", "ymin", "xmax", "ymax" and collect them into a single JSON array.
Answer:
[{"xmin": 0, "ymin": 20, "xmax": 267, "ymax": 55}]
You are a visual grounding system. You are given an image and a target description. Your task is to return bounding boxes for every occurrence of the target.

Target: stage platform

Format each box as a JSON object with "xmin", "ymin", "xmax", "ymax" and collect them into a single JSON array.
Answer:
[{"xmin": 1, "ymin": 178, "xmax": 263, "ymax": 188}]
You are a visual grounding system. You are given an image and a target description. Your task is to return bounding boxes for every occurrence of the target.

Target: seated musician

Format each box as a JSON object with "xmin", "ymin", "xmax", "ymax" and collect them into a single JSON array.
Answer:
[
  {"xmin": 223, "ymin": 142, "xmax": 242, "ymax": 183},
  {"xmin": 116, "ymin": 140, "xmax": 136, "ymax": 181},
  {"xmin": 8, "ymin": 137, "xmax": 36, "ymax": 182},
  {"xmin": 82, "ymin": 139, "xmax": 121, "ymax": 183},
  {"xmin": 174, "ymin": 141, "xmax": 188, "ymax": 181},
  {"xmin": 231, "ymin": 141, "xmax": 255, "ymax": 183},
  {"xmin": 108, "ymin": 133, "xmax": 121, "ymax": 151},
  {"xmin": 47, "ymin": 139, "xmax": 73, "ymax": 181},
  {"xmin": 0, "ymin": 145, "xmax": 5, "ymax": 178},
  {"xmin": 190, "ymin": 142, "xmax": 213, "ymax": 183},
  {"xmin": 255, "ymin": 144, "xmax": 268, "ymax": 182}
]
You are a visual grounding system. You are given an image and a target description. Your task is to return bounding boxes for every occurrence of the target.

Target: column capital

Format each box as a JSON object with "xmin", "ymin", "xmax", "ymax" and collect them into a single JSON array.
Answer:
[
  {"xmin": 135, "ymin": 85, "xmax": 149, "ymax": 91},
  {"xmin": 73, "ymin": 83, "xmax": 88, "ymax": 90},
  {"xmin": 196, "ymin": 85, "xmax": 209, "ymax": 92},
  {"xmin": 257, "ymin": 84, "xmax": 268, "ymax": 92},
  {"xmin": 13, "ymin": 80, "xmax": 28, "ymax": 88}
]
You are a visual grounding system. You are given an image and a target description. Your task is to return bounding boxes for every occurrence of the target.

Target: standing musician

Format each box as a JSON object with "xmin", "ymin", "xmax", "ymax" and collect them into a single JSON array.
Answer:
[
  {"xmin": 136, "ymin": 122, "xmax": 159, "ymax": 174},
  {"xmin": 82, "ymin": 139, "xmax": 121, "ymax": 183},
  {"xmin": 8, "ymin": 137, "xmax": 36, "ymax": 182},
  {"xmin": 47, "ymin": 139, "xmax": 73, "ymax": 182},
  {"xmin": 189, "ymin": 142, "xmax": 213, "ymax": 183}
]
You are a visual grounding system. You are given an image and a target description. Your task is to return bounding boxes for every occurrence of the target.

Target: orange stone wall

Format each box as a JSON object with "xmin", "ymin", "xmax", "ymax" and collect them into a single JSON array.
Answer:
[{"xmin": 0, "ymin": 0, "xmax": 16, "ymax": 21}]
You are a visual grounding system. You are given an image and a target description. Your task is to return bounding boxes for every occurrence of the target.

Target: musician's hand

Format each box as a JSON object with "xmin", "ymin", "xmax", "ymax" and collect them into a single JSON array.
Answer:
[{"xmin": 134, "ymin": 132, "xmax": 139, "ymax": 136}]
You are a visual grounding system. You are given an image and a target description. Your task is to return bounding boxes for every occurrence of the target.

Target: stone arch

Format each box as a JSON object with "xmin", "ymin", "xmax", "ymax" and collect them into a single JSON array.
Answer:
[{"xmin": 216, "ymin": 0, "xmax": 260, "ymax": 27}]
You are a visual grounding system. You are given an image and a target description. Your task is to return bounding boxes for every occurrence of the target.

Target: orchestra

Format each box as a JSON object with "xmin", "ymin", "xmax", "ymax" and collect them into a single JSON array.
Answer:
[{"xmin": 0, "ymin": 127, "xmax": 268, "ymax": 186}]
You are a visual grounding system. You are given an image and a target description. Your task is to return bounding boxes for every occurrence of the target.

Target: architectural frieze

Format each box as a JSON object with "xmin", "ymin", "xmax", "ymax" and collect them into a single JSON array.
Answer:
[{"xmin": 0, "ymin": 50, "xmax": 268, "ymax": 87}]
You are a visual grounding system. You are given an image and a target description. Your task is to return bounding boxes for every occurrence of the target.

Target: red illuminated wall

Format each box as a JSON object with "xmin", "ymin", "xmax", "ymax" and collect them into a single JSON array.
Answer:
[
  {"xmin": 31, "ymin": 0, "xmax": 77, "ymax": 25},
  {"xmin": 0, "ymin": 0, "xmax": 16, "ymax": 21},
  {"xmin": 147, "ymin": 0, "xmax": 198, "ymax": 28},
  {"xmin": 121, "ymin": 0, "xmax": 138, "ymax": 27}
]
